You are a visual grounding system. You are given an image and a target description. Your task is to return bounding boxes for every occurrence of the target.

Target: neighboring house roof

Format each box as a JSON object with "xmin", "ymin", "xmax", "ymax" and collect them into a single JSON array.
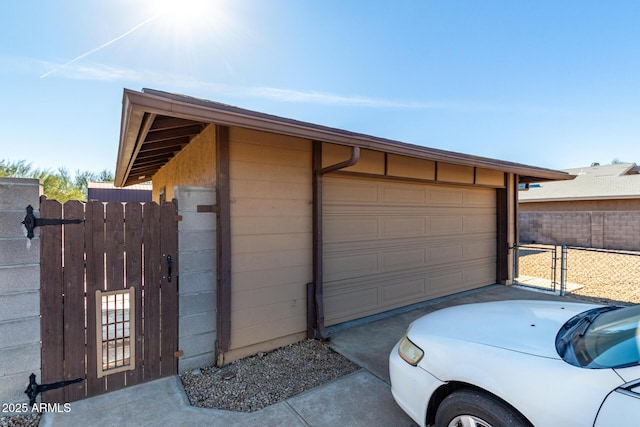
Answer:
[
  {"xmin": 519, "ymin": 163, "xmax": 640, "ymax": 202},
  {"xmin": 87, "ymin": 181, "xmax": 152, "ymax": 202},
  {"xmin": 115, "ymin": 88, "xmax": 573, "ymax": 187},
  {"xmin": 88, "ymin": 182, "xmax": 152, "ymax": 191}
]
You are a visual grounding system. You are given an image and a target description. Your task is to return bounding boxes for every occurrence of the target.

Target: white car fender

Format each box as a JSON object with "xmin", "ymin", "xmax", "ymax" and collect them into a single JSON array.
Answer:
[{"xmin": 421, "ymin": 336, "xmax": 624, "ymax": 427}]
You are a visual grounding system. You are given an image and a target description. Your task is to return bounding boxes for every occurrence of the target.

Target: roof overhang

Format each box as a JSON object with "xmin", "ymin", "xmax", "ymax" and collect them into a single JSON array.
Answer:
[{"xmin": 116, "ymin": 88, "xmax": 574, "ymax": 187}]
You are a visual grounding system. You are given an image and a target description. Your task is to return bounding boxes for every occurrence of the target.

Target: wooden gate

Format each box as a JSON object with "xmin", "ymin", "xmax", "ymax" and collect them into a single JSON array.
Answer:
[{"xmin": 39, "ymin": 197, "xmax": 179, "ymax": 403}]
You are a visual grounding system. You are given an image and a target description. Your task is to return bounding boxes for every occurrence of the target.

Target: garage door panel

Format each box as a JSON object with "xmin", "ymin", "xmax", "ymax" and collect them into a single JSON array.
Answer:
[
  {"xmin": 324, "ymin": 288, "xmax": 379, "ymax": 321},
  {"xmin": 382, "ymin": 279, "xmax": 427, "ymax": 305},
  {"xmin": 464, "ymin": 241, "xmax": 497, "ymax": 260},
  {"xmin": 325, "ymin": 259, "xmax": 493, "ymax": 324},
  {"xmin": 382, "ymin": 217, "xmax": 427, "ymax": 237},
  {"xmin": 465, "ymin": 214, "xmax": 497, "ymax": 233},
  {"xmin": 430, "ymin": 216, "xmax": 464, "ymax": 235},
  {"xmin": 324, "ymin": 253, "xmax": 378, "ymax": 282},
  {"xmin": 429, "ymin": 271, "xmax": 464, "ymax": 294},
  {"xmin": 429, "ymin": 187, "xmax": 465, "ymax": 205},
  {"xmin": 429, "ymin": 244, "xmax": 464, "ymax": 263},
  {"xmin": 380, "ymin": 248, "xmax": 427, "ymax": 272},
  {"xmin": 324, "ymin": 177, "xmax": 496, "ymax": 325},
  {"xmin": 324, "ymin": 217, "xmax": 379, "ymax": 243},
  {"xmin": 324, "ymin": 178, "xmax": 379, "ymax": 203},
  {"xmin": 380, "ymin": 183, "xmax": 427, "ymax": 204},
  {"xmin": 464, "ymin": 264, "xmax": 496, "ymax": 286},
  {"xmin": 464, "ymin": 189, "xmax": 497, "ymax": 206}
]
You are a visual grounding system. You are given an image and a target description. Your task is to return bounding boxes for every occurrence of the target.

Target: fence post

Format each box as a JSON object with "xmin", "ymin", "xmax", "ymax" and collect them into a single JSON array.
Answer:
[
  {"xmin": 560, "ymin": 244, "xmax": 567, "ymax": 296},
  {"xmin": 512, "ymin": 244, "xmax": 518, "ymax": 283},
  {"xmin": 551, "ymin": 245, "xmax": 557, "ymax": 293}
]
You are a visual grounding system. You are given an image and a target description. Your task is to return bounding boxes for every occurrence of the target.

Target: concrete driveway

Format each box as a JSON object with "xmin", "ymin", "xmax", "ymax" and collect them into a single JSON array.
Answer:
[
  {"xmin": 328, "ymin": 283, "xmax": 567, "ymax": 385},
  {"xmin": 42, "ymin": 284, "xmax": 566, "ymax": 427}
]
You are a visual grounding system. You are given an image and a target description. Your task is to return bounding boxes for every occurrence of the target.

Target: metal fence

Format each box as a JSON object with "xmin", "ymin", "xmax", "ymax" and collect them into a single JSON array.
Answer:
[{"xmin": 514, "ymin": 244, "xmax": 640, "ymax": 305}]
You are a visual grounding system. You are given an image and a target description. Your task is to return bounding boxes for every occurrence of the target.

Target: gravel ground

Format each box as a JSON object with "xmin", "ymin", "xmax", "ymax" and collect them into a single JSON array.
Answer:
[
  {"xmin": 180, "ymin": 339, "xmax": 360, "ymax": 412},
  {"xmin": 0, "ymin": 413, "xmax": 40, "ymax": 427},
  {"xmin": 518, "ymin": 246, "xmax": 640, "ymax": 305}
]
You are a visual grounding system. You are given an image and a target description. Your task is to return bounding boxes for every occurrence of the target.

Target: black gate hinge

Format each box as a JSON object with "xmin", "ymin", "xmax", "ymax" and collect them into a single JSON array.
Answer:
[
  {"xmin": 24, "ymin": 373, "xmax": 84, "ymax": 405},
  {"xmin": 22, "ymin": 205, "xmax": 82, "ymax": 240}
]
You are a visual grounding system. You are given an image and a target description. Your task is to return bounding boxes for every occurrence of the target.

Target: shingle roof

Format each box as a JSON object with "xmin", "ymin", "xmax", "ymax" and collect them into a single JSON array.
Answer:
[{"xmin": 519, "ymin": 163, "xmax": 640, "ymax": 202}]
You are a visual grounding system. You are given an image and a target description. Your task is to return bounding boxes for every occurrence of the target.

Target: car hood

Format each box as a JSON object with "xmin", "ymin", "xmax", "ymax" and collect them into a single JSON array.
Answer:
[{"xmin": 408, "ymin": 299, "xmax": 599, "ymax": 359}]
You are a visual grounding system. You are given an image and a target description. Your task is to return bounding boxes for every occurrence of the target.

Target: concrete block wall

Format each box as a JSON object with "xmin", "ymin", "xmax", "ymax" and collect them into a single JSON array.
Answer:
[
  {"xmin": 174, "ymin": 186, "xmax": 217, "ymax": 372},
  {"xmin": 520, "ymin": 211, "xmax": 640, "ymax": 251},
  {"xmin": 604, "ymin": 212, "xmax": 640, "ymax": 251},
  {"xmin": 0, "ymin": 178, "xmax": 41, "ymax": 407}
]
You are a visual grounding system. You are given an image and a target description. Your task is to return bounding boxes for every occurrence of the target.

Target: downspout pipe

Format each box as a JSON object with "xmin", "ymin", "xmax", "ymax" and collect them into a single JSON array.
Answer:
[{"xmin": 311, "ymin": 143, "xmax": 360, "ymax": 340}]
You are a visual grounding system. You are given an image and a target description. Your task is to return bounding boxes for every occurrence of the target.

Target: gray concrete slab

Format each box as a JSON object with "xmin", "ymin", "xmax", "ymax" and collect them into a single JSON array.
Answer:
[{"xmin": 287, "ymin": 370, "xmax": 416, "ymax": 427}]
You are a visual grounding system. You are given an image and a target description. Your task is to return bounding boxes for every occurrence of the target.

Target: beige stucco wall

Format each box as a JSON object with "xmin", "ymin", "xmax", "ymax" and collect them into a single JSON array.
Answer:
[
  {"xmin": 152, "ymin": 125, "xmax": 217, "ymax": 201},
  {"xmin": 225, "ymin": 127, "xmax": 312, "ymax": 361}
]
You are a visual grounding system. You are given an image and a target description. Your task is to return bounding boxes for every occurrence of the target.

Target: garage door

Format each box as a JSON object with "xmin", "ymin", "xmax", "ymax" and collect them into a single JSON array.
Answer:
[{"xmin": 323, "ymin": 176, "xmax": 497, "ymax": 325}]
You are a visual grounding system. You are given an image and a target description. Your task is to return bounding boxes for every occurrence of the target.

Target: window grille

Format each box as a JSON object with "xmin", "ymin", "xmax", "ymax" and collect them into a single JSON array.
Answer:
[{"xmin": 95, "ymin": 287, "xmax": 136, "ymax": 378}]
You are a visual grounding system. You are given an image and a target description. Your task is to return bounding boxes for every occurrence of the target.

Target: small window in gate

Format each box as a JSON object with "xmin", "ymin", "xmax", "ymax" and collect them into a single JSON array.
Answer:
[{"xmin": 95, "ymin": 287, "xmax": 136, "ymax": 378}]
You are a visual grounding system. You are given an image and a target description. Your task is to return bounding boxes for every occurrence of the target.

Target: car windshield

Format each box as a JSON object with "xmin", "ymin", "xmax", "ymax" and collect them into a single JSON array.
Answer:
[{"xmin": 558, "ymin": 304, "xmax": 640, "ymax": 369}]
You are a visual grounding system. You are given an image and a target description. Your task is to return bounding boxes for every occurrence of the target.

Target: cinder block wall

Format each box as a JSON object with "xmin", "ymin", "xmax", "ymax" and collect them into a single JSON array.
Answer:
[
  {"xmin": 174, "ymin": 186, "xmax": 217, "ymax": 372},
  {"xmin": 520, "ymin": 211, "xmax": 640, "ymax": 251},
  {"xmin": 0, "ymin": 178, "xmax": 41, "ymax": 408}
]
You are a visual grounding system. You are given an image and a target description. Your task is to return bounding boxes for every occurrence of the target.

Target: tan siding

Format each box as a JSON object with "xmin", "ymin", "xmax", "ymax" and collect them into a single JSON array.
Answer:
[
  {"xmin": 476, "ymin": 168, "xmax": 504, "ymax": 186},
  {"xmin": 152, "ymin": 125, "xmax": 216, "ymax": 201},
  {"xmin": 229, "ymin": 127, "xmax": 312, "ymax": 353},
  {"xmin": 437, "ymin": 163, "xmax": 475, "ymax": 184},
  {"xmin": 387, "ymin": 154, "xmax": 436, "ymax": 180},
  {"xmin": 322, "ymin": 143, "xmax": 385, "ymax": 174},
  {"xmin": 323, "ymin": 176, "xmax": 496, "ymax": 325}
]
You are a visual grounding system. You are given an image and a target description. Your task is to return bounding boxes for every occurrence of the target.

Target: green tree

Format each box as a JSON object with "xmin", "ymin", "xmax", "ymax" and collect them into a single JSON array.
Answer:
[{"xmin": 0, "ymin": 159, "xmax": 114, "ymax": 202}]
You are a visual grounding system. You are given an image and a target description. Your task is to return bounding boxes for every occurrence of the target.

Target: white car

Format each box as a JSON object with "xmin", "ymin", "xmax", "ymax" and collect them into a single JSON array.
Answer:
[{"xmin": 389, "ymin": 300, "xmax": 640, "ymax": 427}]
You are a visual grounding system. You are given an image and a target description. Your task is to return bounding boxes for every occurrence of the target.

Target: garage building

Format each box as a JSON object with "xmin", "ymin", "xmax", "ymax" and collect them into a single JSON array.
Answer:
[{"xmin": 115, "ymin": 88, "xmax": 572, "ymax": 367}]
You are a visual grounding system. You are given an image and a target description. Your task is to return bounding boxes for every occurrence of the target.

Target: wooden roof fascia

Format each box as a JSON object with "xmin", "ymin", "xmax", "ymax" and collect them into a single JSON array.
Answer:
[{"xmin": 116, "ymin": 106, "xmax": 156, "ymax": 186}]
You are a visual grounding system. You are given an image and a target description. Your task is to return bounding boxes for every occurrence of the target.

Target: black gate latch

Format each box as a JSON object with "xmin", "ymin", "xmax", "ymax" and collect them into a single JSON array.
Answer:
[
  {"xmin": 22, "ymin": 205, "xmax": 82, "ymax": 240},
  {"xmin": 24, "ymin": 373, "xmax": 84, "ymax": 405}
]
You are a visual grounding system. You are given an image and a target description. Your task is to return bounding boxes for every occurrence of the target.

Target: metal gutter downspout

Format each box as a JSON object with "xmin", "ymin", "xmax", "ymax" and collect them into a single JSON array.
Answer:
[{"xmin": 310, "ymin": 142, "xmax": 360, "ymax": 340}]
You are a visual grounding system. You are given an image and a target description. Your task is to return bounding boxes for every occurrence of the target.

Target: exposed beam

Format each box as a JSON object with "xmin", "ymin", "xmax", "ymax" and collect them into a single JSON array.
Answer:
[
  {"xmin": 150, "ymin": 116, "xmax": 204, "ymax": 131},
  {"xmin": 145, "ymin": 125, "xmax": 204, "ymax": 143},
  {"xmin": 137, "ymin": 146, "xmax": 182, "ymax": 159},
  {"xmin": 140, "ymin": 138, "xmax": 190, "ymax": 152}
]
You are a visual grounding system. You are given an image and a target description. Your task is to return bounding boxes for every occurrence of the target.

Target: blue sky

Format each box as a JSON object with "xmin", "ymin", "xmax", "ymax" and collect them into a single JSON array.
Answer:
[{"xmin": 1, "ymin": 0, "xmax": 639, "ymax": 176}]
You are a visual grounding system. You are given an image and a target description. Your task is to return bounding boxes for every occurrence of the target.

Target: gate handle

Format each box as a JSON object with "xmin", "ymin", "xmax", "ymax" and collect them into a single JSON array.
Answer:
[{"xmin": 166, "ymin": 255, "xmax": 172, "ymax": 283}]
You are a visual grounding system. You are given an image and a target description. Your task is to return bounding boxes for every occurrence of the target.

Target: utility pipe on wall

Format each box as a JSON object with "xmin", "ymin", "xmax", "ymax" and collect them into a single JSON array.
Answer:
[{"xmin": 310, "ymin": 142, "xmax": 360, "ymax": 339}]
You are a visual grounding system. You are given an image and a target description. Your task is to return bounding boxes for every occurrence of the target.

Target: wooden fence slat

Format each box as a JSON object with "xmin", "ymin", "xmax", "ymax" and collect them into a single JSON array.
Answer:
[
  {"xmin": 160, "ymin": 202, "xmax": 178, "ymax": 377},
  {"xmin": 85, "ymin": 201, "xmax": 105, "ymax": 397},
  {"xmin": 40, "ymin": 198, "xmax": 65, "ymax": 403},
  {"xmin": 62, "ymin": 201, "xmax": 86, "ymax": 402},
  {"xmin": 104, "ymin": 202, "xmax": 126, "ymax": 391},
  {"xmin": 143, "ymin": 202, "xmax": 161, "ymax": 380},
  {"xmin": 125, "ymin": 202, "xmax": 144, "ymax": 387}
]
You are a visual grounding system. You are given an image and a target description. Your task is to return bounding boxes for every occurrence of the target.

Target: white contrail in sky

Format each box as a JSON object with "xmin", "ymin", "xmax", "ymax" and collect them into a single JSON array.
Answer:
[{"xmin": 40, "ymin": 14, "xmax": 159, "ymax": 79}]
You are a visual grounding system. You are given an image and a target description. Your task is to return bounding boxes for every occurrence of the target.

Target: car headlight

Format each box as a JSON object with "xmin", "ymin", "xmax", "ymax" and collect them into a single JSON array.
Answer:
[{"xmin": 398, "ymin": 334, "xmax": 424, "ymax": 366}]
